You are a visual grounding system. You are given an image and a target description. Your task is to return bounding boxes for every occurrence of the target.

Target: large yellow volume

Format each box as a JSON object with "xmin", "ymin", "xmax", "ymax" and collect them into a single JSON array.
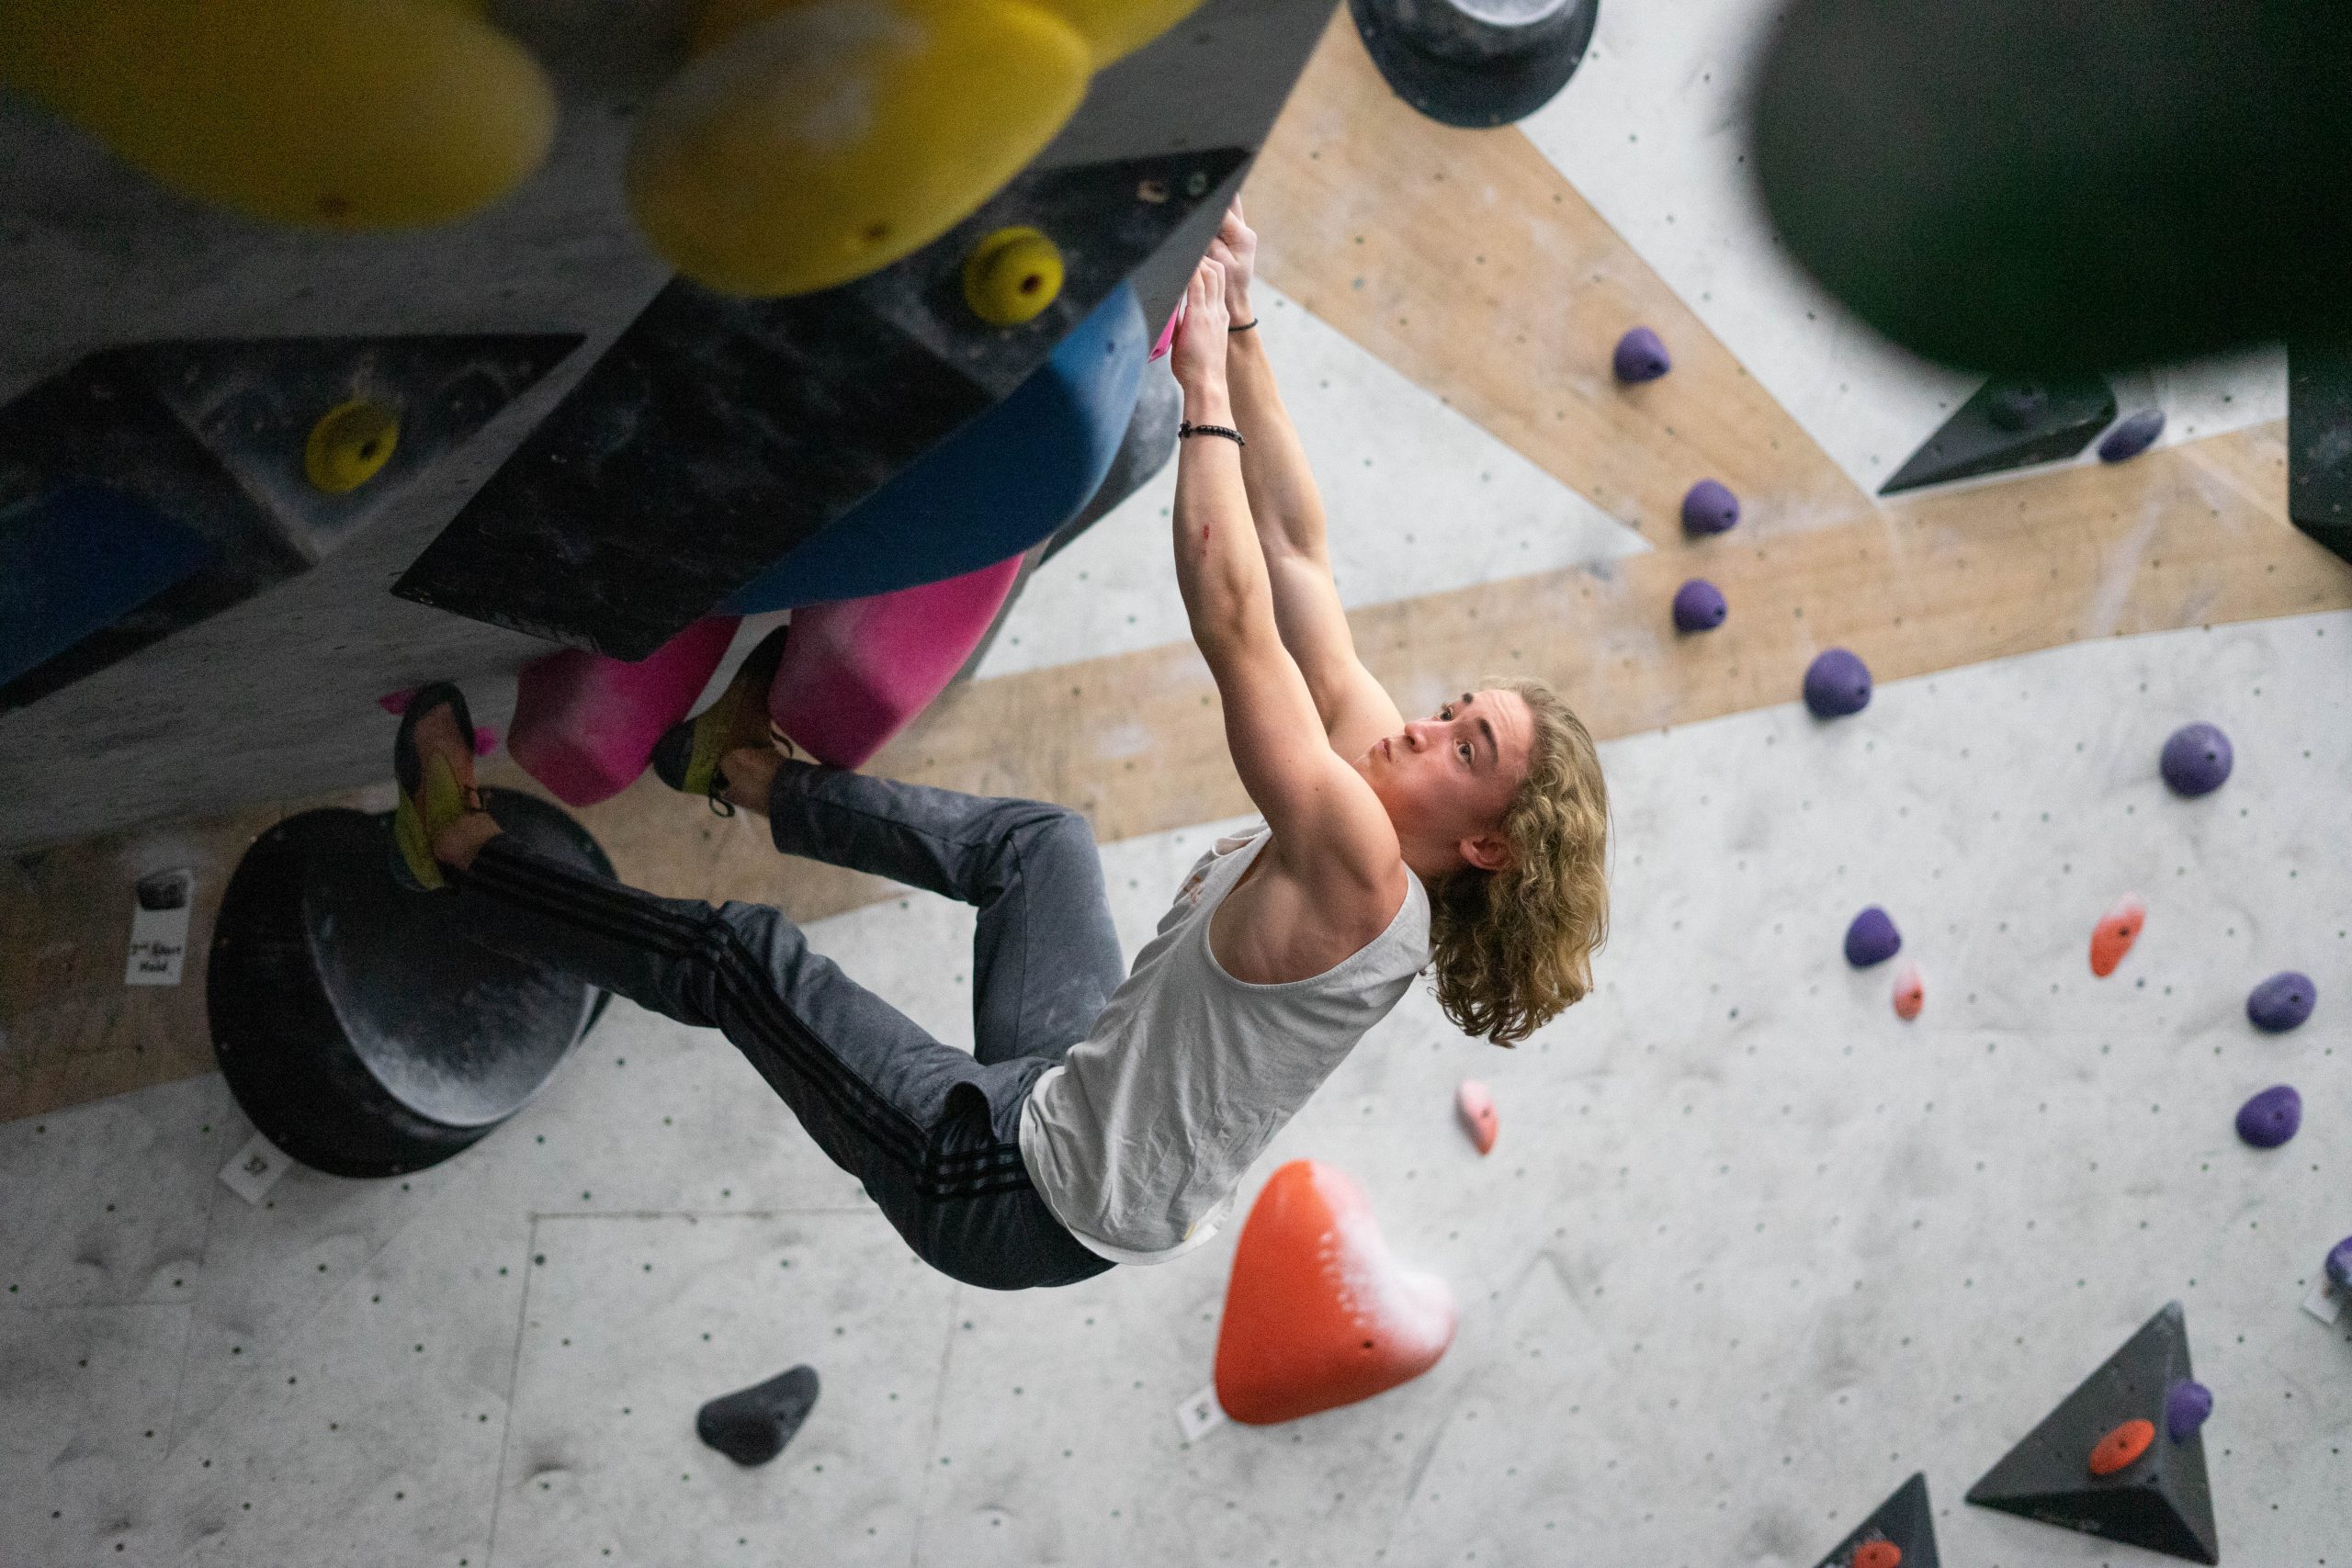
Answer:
[
  {"xmin": 0, "ymin": 0, "xmax": 556, "ymax": 231},
  {"xmin": 628, "ymin": 0, "xmax": 1091, "ymax": 299},
  {"xmin": 696, "ymin": 0, "xmax": 1202, "ymax": 67},
  {"xmin": 1022, "ymin": 0, "xmax": 1202, "ymax": 67}
]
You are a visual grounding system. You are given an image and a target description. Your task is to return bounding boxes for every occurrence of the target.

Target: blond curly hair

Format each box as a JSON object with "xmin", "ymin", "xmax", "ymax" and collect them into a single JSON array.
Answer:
[{"xmin": 1426, "ymin": 677, "xmax": 1611, "ymax": 1046}]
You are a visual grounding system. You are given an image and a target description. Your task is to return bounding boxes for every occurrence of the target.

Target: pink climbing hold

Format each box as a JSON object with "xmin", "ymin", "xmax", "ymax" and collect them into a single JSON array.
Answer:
[
  {"xmin": 471, "ymin": 724, "xmax": 501, "ymax": 758},
  {"xmin": 508, "ymin": 615, "xmax": 741, "ymax": 807},
  {"xmin": 771, "ymin": 555, "xmax": 1025, "ymax": 769},
  {"xmin": 1455, "ymin": 1080, "xmax": 1498, "ymax": 1155},
  {"xmin": 1149, "ymin": 298, "xmax": 1186, "ymax": 362},
  {"xmin": 1892, "ymin": 962, "xmax": 1924, "ymax": 1021},
  {"xmin": 2090, "ymin": 895, "xmax": 2145, "ymax": 977},
  {"xmin": 378, "ymin": 687, "xmax": 416, "ymax": 716}
]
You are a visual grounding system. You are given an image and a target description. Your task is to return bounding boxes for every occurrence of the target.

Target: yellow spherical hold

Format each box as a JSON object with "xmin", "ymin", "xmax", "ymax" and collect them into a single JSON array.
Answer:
[
  {"xmin": 962, "ymin": 226, "xmax": 1065, "ymax": 326},
  {"xmin": 1020, "ymin": 0, "xmax": 1204, "ymax": 67},
  {"xmin": 628, "ymin": 0, "xmax": 1091, "ymax": 299},
  {"xmin": 304, "ymin": 400, "xmax": 401, "ymax": 494},
  {"xmin": 0, "ymin": 0, "xmax": 555, "ymax": 231}
]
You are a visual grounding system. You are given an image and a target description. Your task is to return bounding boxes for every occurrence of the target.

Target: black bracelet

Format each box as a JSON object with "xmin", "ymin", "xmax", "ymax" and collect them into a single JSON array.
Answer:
[
  {"xmin": 1228, "ymin": 318, "xmax": 1259, "ymax": 333},
  {"xmin": 1179, "ymin": 422, "xmax": 1245, "ymax": 446}
]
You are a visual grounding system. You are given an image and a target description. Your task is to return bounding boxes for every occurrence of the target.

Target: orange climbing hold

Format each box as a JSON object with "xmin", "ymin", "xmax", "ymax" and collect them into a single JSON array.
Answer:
[
  {"xmin": 1892, "ymin": 962, "xmax": 1924, "ymax": 1021},
  {"xmin": 2089, "ymin": 894, "xmax": 2145, "ymax": 977},
  {"xmin": 1455, "ymin": 1079, "xmax": 1498, "ymax": 1155},
  {"xmin": 1851, "ymin": 1541, "xmax": 1903, "ymax": 1568},
  {"xmin": 1212, "ymin": 1160, "xmax": 1456, "ymax": 1426},
  {"xmin": 2087, "ymin": 1416, "xmax": 2154, "ymax": 1476}
]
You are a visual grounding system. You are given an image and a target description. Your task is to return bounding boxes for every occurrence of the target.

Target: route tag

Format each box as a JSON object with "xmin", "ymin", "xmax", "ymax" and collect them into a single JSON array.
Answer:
[
  {"xmin": 1174, "ymin": 1383, "xmax": 1227, "ymax": 1443},
  {"xmin": 124, "ymin": 869, "xmax": 194, "ymax": 987}
]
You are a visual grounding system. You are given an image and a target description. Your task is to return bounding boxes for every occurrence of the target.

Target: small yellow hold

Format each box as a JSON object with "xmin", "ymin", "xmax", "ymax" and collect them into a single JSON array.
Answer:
[
  {"xmin": 962, "ymin": 226, "xmax": 1065, "ymax": 326},
  {"xmin": 629, "ymin": 0, "xmax": 1091, "ymax": 299},
  {"xmin": 304, "ymin": 400, "xmax": 401, "ymax": 494},
  {"xmin": 0, "ymin": 0, "xmax": 555, "ymax": 231},
  {"xmin": 1020, "ymin": 0, "xmax": 1204, "ymax": 67}
]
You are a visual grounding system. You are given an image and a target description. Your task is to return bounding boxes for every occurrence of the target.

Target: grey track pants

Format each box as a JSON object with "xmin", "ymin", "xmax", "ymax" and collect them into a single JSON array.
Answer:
[{"xmin": 448, "ymin": 760, "xmax": 1125, "ymax": 1291}]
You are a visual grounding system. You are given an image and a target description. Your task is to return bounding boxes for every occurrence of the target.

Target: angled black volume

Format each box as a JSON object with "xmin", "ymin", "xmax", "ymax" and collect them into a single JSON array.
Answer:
[
  {"xmin": 1878, "ymin": 376, "xmax": 2117, "ymax": 495},
  {"xmin": 1965, "ymin": 1301, "xmax": 2219, "ymax": 1564},
  {"xmin": 393, "ymin": 151, "xmax": 1246, "ymax": 660},
  {"xmin": 1813, "ymin": 1472, "xmax": 1939, "ymax": 1568},
  {"xmin": 2288, "ymin": 337, "xmax": 2352, "ymax": 566}
]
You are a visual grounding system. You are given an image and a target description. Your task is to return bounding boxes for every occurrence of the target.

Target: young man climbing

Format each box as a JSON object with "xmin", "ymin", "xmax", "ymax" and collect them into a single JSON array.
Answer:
[{"xmin": 389, "ymin": 198, "xmax": 1611, "ymax": 1290}]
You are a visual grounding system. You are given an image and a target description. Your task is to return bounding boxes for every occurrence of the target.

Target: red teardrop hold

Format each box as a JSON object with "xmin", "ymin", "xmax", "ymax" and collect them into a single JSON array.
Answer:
[
  {"xmin": 1892, "ymin": 962, "xmax": 1924, "ymax": 1021},
  {"xmin": 1851, "ymin": 1540, "xmax": 1903, "ymax": 1568},
  {"xmin": 1212, "ymin": 1160, "xmax": 1456, "ymax": 1425},
  {"xmin": 2090, "ymin": 894, "xmax": 2146, "ymax": 977},
  {"xmin": 2088, "ymin": 1416, "xmax": 2155, "ymax": 1476}
]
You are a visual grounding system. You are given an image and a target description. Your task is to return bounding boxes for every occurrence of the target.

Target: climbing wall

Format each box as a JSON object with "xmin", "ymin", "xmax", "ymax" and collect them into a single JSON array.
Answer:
[{"xmin": 5, "ymin": 610, "xmax": 2343, "ymax": 1564}]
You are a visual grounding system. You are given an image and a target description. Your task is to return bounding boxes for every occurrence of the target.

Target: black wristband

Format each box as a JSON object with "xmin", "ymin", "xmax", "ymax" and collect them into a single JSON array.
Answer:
[
  {"xmin": 1179, "ymin": 421, "xmax": 1246, "ymax": 446},
  {"xmin": 1228, "ymin": 318, "xmax": 1259, "ymax": 333}
]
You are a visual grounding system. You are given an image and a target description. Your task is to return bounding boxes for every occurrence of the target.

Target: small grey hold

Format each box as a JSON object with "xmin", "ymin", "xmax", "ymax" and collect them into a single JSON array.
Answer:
[{"xmin": 696, "ymin": 1364, "xmax": 820, "ymax": 1467}]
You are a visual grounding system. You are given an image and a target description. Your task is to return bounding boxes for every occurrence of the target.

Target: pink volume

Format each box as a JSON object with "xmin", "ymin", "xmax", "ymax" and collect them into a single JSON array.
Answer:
[
  {"xmin": 508, "ymin": 615, "xmax": 741, "ymax": 806},
  {"xmin": 772, "ymin": 555, "xmax": 1025, "ymax": 769}
]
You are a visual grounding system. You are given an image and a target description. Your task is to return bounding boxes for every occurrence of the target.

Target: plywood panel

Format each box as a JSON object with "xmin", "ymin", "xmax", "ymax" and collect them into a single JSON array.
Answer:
[
  {"xmin": 1245, "ymin": 11, "xmax": 1871, "ymax": 538},
  {"xmin": 894, "ymin": 421, "xmax": 2340, "ymax": 824}
]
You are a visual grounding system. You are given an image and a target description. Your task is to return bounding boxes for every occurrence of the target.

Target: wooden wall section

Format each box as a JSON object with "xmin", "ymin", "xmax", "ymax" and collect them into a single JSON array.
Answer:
[{"xmin": 1247, "ymin": 11, "xmax": 1871, "ymax": 539}]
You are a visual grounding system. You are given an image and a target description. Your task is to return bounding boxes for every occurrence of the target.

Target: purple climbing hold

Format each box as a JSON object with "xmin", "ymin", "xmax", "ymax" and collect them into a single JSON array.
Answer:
[
  {"xmin": 2326, "ymin": 1235, "xmax": 2352, "ymax": 1292},
  {"xmin": 1612, "ymin": 326, "xmax": 1671, "ymax": 383},
  {"xmin": 2234, "ymin": 1084, "xmax": 2301, "ymax": 1148},
  {"xmin": 2098, "ymin": 408, "xmax": 2166, "ymax": 463},
  {"xmin": 2164, "ymin": 1379, "xmax": 2212, "ymax": 1442},
  {"xmin": 2245, "ymin": 971, "xmax": 2316, "ymax": 1032},
  {"xmin": 1671, "ymin": 578, "xmax": 1728, "ymax": 632},
  {"xmin": 1681, "ymin": 479, "xmax": 1740, "ymax": 536},
  {"xmin": 1845, "ymin": 906, "xmax": 1902, "ymax": 967},
  {"xmin": 2159, "ymin": 722, "xmax": 2232, "ymax": 796},
  {"xmin": 1803, "ymin": 648, "xmax": 1872, "ymax": 717}
]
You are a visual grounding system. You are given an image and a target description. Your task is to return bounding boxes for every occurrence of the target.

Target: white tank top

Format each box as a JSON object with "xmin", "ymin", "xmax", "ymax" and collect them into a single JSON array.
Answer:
[{"xmin": 1017, "ymin": 822, "xmax": 1433, "ymax": 1265}]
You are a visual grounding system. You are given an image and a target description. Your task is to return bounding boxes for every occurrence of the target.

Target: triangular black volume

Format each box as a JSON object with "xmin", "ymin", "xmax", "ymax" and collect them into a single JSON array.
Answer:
[
  {"xmin": 393, "ymin": 149, "xmax": 1247, "ymax": 660},
  {"xmin": 2288, "ymin": 336, "xmax": 2352, "ymax": 566},
  {"xmin": 1878, "ymin": 375, "xmax": 2118, "ymax": 495},
  {"xmin": 135, "ymin": 334, "xmax": 582, "ymax": 554},
  {"xmin": 1813, "ymin": 1472, "xmax": 1939, "ymax": 1568},
  {"xmin": 1965, "ymin": 1301, "xmax": 2219, "ymax": 1564},
  {"xmin": 0, "ymin": 355, "xmax": 311, "ymax": 715}
]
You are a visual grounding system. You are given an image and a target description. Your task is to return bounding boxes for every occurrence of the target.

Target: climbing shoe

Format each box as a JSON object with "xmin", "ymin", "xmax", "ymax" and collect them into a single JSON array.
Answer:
[{"xmin": 650, "ymin": 623, "xmax": 791, "ymax": 817}]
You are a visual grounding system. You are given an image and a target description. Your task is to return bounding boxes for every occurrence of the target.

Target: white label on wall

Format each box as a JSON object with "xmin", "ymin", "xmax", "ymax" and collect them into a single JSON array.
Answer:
[
  {"xmin": 2302, "ymin": 1280, "xmax": 2344, "ymax": 1327},
  {"xmin": 1174, "ymin": 1383, "xmax": 1227, "ymax": 1443},
  {"xmin": 220, "ymin": 1131, "xmax": 291, "ymax": 1206},
  {"xmin": 124, "ymin": 869, "xmax": 194, "ymax": 987}
]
